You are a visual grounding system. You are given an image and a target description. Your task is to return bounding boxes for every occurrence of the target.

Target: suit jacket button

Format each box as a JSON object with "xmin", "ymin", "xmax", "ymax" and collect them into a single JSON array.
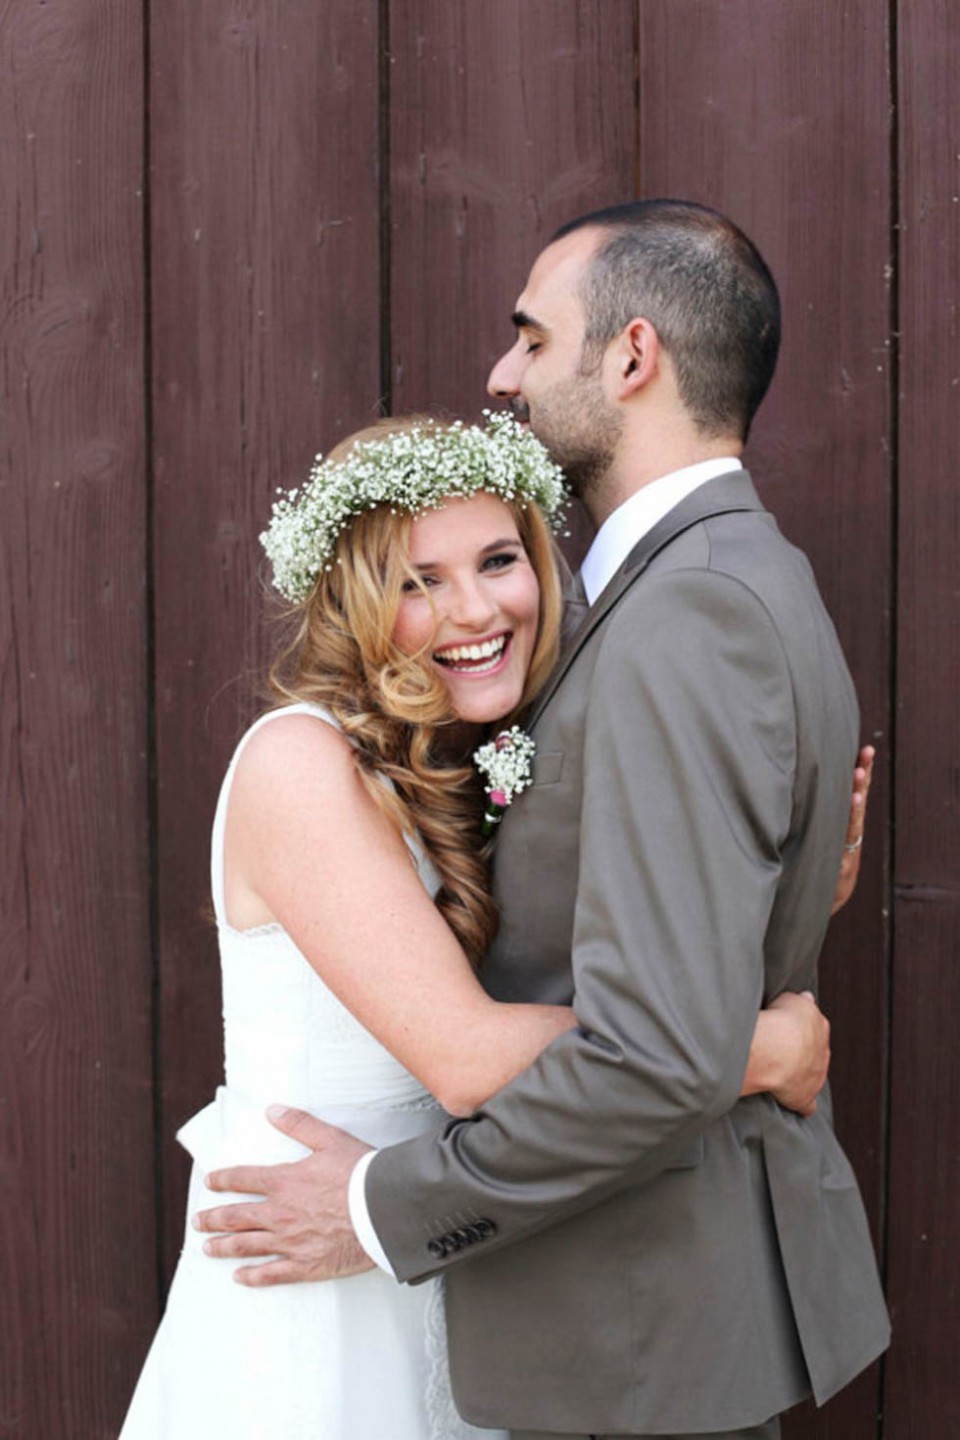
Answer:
[
  {"xmin": 475, "ymin": 1218, "xmax": 496, "ymax": 1238},
  {"xmin": 427, "ymin": 1239, "xmax": 446, "ymax": 1259}
]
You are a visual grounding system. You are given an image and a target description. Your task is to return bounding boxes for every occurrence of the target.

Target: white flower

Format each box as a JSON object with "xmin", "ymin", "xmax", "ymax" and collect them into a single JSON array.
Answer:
[
  {"xmin": 473, "ymin": 726, "xmax": 537, "ymax": 836},
  {"xmin": 260, "ymin": 412, "xmax": 569, "ymax": 603}
]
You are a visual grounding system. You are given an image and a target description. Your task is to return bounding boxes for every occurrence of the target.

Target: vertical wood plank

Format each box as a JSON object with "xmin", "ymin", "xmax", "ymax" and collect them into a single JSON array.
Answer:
[
  {"xmin": 885, "ymin": 4, "xmax": 960, "ymax": 1433},
  {"xmin": 0, "ymin": 2, "xmax": 154, "ymax": 1435},
  {"xmin": 635, "ymin": 5, "xmax": 892, "ymax": 1435},
  {"xmin": 149, "ymin": 0, "xmax": 382, "ymax": 1284},
  {"xmin": 388, "ymin": 0, "xmax": 638, "ymax": 423}
]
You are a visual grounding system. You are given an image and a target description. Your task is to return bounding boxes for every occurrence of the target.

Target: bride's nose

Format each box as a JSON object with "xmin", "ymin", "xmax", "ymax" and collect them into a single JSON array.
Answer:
[{"xmin": 447, "ymin": 576, "xmax": 498, "ymax": 630}]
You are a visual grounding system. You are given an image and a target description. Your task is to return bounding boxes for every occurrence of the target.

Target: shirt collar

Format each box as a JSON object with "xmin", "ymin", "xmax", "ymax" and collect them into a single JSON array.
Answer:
[{"xmin": 579, "ymin": 457, "xmax": 743, "ymax": 605}]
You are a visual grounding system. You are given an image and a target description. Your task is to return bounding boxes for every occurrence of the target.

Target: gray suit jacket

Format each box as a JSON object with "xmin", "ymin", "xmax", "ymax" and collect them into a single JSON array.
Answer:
[{"xmin": 366, "ymin": 471, "xmax": 890, "ymax": 1435}]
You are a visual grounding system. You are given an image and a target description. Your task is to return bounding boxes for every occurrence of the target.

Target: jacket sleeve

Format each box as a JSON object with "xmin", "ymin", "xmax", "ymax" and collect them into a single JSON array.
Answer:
[{"xmin": 366, "ymin": 568, "xmax": 798, "ymax": 1282}]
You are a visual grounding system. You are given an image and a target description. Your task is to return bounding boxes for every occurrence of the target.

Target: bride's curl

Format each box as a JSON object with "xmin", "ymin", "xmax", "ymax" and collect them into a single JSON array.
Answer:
[{"xmin": 267, "ymin": 418, "xmax": 564, "ymax": 965}]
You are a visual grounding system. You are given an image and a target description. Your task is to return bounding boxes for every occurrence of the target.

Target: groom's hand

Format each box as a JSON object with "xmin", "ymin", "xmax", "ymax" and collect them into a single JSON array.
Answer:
[{"xmin": 194, "ymin": 1107, "xmax": 375, "ymax": 1286}]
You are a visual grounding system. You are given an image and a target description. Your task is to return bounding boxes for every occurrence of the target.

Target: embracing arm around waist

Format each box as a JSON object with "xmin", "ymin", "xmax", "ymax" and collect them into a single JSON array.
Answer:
[
  {"xmin": 225, "ymin": 712, "xmax": 576, "ymax": 1115},
  {"xmin": 365, "ymin": 568, "xmax": 818, "ymax": 1279},
  {"xmin": 228, "ymin": 710, "xmax": 808, "ymax": 1123}
]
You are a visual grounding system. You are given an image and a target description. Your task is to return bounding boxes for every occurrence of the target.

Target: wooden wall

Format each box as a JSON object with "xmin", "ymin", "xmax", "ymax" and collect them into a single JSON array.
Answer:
[{"xmin": 2, "ymin": 3, "xmax": 957, "ymax": 1435}]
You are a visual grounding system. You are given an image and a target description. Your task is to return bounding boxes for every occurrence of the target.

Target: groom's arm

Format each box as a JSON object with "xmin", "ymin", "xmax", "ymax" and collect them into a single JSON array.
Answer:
[
  {"xmin": 361, "ymin": 566, "xmax": 847, "ymax": 1282},
  {"xmin": 197, "ymin": 565, "xmax": 850, "ymax": 1286}
]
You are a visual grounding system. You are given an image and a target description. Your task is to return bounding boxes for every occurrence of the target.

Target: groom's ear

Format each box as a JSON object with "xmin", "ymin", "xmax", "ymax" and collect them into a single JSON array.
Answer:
[{"xmin": 614, "ymin": 317, "xmax": 660, "ymax": 399}]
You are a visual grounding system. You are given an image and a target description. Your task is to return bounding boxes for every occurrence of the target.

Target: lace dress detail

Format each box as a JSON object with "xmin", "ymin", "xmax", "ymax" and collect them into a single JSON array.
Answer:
[{"xmin": 119, "ymin": 703, "xmax": 505, "ymax": 1440}]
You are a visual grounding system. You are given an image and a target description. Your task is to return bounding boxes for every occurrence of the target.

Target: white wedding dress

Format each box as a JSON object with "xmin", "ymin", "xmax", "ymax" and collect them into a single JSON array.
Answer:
[{"xmin": 120, "ymin": 704, "xmax": 506, "ymax": 1440}]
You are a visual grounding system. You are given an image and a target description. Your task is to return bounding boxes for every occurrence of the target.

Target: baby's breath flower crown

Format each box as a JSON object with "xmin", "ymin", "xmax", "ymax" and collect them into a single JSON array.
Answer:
[{"xmin": 260, "ymin": 411, "xmax": 569, "ymax": 603}]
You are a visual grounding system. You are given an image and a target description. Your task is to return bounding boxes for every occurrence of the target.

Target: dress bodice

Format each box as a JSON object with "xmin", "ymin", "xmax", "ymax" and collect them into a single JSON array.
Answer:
[{"xmin": 181, "ymin": 702, "xmax": 445, "ymax": 1159}]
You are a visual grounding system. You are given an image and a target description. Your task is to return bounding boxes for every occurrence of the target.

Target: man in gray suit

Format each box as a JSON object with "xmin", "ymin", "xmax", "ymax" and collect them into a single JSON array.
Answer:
[{"xmin": 201, "ymin": 201, "xmax": 888, "ymax": 1438}]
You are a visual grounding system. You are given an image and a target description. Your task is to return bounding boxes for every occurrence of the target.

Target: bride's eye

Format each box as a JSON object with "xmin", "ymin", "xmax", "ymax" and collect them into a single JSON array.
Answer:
[{"xmin": 481, "ymin": 551, "xmax": 519, "ymax": 573}]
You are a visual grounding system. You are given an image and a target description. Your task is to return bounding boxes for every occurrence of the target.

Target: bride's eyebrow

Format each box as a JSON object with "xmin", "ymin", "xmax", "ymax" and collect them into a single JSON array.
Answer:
[{"xmin": 412, "ymin": 540, "xmax": 522, "ymax": 570}]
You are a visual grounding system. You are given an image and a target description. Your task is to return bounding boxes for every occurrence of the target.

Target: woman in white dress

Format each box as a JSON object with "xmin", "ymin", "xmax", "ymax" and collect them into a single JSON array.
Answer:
[{"xmin": 119, "ymin": 414, "xmax": 869, "ymax": 1440}]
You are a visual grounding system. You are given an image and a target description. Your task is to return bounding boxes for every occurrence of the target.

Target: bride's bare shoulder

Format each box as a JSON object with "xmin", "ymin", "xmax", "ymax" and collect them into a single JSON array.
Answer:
[{"xmin": 232, "ymin": 709, "xmax": 361, "ymax": 810}]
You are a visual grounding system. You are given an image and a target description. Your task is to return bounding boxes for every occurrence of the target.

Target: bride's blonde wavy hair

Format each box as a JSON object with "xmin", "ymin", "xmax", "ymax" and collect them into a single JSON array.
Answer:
[{"xmin": 268, "ymin": 417, "xmax": 563, "ymax": 964}]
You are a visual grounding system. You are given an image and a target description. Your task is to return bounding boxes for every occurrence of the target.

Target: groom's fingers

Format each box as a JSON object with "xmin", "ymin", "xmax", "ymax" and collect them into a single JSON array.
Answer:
[
  {"xmin": 193, "ymin": 1193, "xmax": 272, "ymax": 1231},
  {"xmin": 266, "ymin": 1103, "xmax": 345, "ymax": 1149},
  {"xmin": 232, "ymin": 1256, "xmax": 344, "ymax": 1288},
  {"xmin": 201, "ymin": 1228, "xmax": 278, "ymax": 1260},
  {"xmin": 231, "ymin": 1249, "xmax": 373, "ymax": 1287},
  {"xmin": 232, "ymin": 1259, "xmax": 297, "ymax": 1288}
]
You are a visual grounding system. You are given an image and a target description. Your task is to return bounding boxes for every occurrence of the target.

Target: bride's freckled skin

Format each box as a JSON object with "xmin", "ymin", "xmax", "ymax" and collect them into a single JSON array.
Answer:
[{"xmin": 391, "ymin": 492, "xmax": 542, "ymax": 727}]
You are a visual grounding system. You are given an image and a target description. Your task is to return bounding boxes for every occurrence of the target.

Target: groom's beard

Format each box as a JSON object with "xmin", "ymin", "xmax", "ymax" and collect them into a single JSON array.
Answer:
[{"xmin": 515, "ymin": 374, "xmax": 622, "ymax": 503}]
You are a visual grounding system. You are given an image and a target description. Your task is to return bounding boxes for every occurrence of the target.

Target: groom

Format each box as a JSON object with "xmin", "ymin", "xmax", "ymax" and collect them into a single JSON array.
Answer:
[{"xmin": 199, "ymin": 201, "xmax": 889, "ymax": 1438}]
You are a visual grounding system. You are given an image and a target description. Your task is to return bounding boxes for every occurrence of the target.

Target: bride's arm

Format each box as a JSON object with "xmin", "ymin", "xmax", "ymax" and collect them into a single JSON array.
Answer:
[
  {"xmin": 226, "ymin": 714, "xmax": 576, "ymax": 1117},
  {"xmin": 228, "ymin": 714, "xmax": 836, "ymax": 1120},
  {"xmin": 830, "ymin": 745, "xmax": 874, "ymax": 914}
]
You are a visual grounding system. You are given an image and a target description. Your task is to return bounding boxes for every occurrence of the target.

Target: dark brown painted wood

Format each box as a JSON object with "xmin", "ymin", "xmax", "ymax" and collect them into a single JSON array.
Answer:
[
  {"xmin": 0, "ymin": 2, "xmax": 154, "ymax": 1435},
  {"xmin": 635, "ymin": 5, "xmax": 893, "ymax": 1434},
  {"xmin": 388, "ymin": 0, "xmax": 638, "ymax": 425},
  {"xmin": 5, "ymin": 2, "xmax": 960, "ymax": 1431},
  {"xmin": 148, "ymin": 0, "xmax": 382, "ymax": 1284},
  {"xmin": 884, "ymin": 4, "xmax": 960, "ymax": 1434}
]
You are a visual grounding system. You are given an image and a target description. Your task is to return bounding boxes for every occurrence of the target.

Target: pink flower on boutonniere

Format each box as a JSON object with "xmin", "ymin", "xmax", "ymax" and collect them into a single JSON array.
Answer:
[{"xmin": 473, "ymin": 727, "xmax": 536, "ymax": 838}]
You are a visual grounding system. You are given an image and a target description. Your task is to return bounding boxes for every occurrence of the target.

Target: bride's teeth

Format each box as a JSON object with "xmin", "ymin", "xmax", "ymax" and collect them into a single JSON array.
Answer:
[{"xmin": 434, "ymin": 635, "xmax": 507, "ymax": 668}]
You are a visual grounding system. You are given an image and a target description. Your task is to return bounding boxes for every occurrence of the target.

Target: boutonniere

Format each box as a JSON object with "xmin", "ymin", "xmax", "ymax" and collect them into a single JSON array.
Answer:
[{"xmin": 473, "ymin": 726, "xmax": 537, "ymax": 838}]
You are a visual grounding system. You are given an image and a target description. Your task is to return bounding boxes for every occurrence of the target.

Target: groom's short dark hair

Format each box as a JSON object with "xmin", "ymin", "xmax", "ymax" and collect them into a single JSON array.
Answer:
[{"xmin": 554, "ymin": 200, "xmax": 780, "ymax": 442}]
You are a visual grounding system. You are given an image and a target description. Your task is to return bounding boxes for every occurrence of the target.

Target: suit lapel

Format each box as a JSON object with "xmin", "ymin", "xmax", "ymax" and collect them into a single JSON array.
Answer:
[{"xmin": 529, "ymin": 470, "xmax": 765, "ymax": 729}]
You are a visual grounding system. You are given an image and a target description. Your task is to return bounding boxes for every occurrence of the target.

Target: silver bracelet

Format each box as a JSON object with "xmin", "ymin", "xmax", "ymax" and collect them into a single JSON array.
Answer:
[{"xmin": 844, "ymin": 835, "xmax": 863, "ymax": 854}]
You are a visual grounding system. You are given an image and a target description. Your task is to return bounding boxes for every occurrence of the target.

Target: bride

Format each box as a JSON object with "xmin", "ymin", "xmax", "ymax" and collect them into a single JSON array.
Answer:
[{"xmin": 119, "ymin": 413, "xmax": 868, "ymax": 1439}]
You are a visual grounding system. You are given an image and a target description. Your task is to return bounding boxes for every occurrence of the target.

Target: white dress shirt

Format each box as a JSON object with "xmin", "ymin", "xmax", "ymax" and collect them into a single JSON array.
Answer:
[
  {"xmin": 348, "ymin": 455, "xmax": 743, "ymax": 1276},
  {"xmin": 579, "ymin": 456, "xmax": 742, "ymax": 604}
]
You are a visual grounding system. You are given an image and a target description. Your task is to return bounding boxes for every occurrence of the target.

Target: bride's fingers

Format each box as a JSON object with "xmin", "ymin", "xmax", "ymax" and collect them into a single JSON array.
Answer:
[
  {"xmin": 855, "ymin": 746, "xmax": 875, "ymax": 800},
  {"xmin": 845, "ymin": 746, "xmax": 876, "ymax": 847}
]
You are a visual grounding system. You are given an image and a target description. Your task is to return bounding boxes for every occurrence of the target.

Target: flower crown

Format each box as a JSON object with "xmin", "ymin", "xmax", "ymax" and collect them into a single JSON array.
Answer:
[{"xmin": 260, "ymin": 410, "xmax": 569, "ymax": 603}]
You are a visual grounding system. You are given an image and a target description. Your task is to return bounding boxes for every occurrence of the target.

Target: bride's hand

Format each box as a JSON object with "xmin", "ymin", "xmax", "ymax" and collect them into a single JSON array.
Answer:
[
  {"xmin": 742, "ymin": 991, "xmax": 830, "ymax": 1115},
  {"xmin": 831, "ymin": 745, "xmax": 875, "ymax": 915},
  {"xmin": 194, "ymin": 1107, "xmax": 375, "ymax": 1286}
]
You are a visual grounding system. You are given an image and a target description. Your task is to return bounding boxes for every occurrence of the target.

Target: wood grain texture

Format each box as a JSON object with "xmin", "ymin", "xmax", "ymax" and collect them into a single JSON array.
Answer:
[
  {"xmin": 387, "ymin": 0, "xmax": 637, "ymax": 424},
  {"xmin": 5, "ymin": 1, "xmax": 960, "ymax": 1430},
  {"xmin": 635, "ymin": 5, "xmax": 893, "ymax": 1434},
  {"xmin": 884, "ymin": 2, "xmax": 960, "ymax": 1433},
  {"xmin": 148, "ymin": 0, "xmax": 382, "ymax": 1281},
  {"xmin": 0, "ymin": 1, "xmax": 154, "ymax": 1435}
]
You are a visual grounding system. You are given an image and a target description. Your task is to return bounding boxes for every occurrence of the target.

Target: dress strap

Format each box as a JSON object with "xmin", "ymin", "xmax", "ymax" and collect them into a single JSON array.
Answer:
[{"xmin": 209, "ymin": 702, "xmax": 338, "ymax": 928}]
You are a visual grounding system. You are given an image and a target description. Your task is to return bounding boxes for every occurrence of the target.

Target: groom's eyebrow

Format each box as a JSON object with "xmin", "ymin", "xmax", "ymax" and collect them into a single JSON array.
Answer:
[{"xmin": 511, "ymin": 309, "xmax": 546, "ymax": 334}]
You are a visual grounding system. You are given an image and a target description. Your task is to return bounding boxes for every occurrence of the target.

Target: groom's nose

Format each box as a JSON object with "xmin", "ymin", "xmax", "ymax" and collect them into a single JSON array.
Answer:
[{"xmin": 487, "ymin": 340, "xmax": 522, "ymax": 397}]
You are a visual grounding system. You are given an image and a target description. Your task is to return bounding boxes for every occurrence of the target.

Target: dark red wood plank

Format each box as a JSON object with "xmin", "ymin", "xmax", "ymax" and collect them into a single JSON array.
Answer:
[
  {"xmin": 0, "ymin": 2, "xmax": 154, "ymax": 1434},
  {"xmin": 149, "ymin": 1, "xmax": 382, "ymax": 1284},
  {"xmin": 884, "ymin": 3, "xmax": 960, "ymax": 1433},
  {"xmin": 635, "ymin": 5, "xmax": 892, "ymax": 1435},
  {"xmin": 388, "ymin": 0, "xmax": 638, "ymax": 424}
]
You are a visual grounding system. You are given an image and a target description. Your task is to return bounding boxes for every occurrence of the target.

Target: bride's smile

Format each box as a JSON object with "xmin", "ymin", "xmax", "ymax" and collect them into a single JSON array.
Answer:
[{"xmin": 392, "ymin": 492, "xmax": 542, "ymax": 725}]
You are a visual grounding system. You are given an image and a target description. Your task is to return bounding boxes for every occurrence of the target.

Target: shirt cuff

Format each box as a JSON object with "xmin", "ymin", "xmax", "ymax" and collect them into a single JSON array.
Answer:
[{"xmin": 347, "ymin": 1150, "xmax": 396, "ymax": 1277}]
